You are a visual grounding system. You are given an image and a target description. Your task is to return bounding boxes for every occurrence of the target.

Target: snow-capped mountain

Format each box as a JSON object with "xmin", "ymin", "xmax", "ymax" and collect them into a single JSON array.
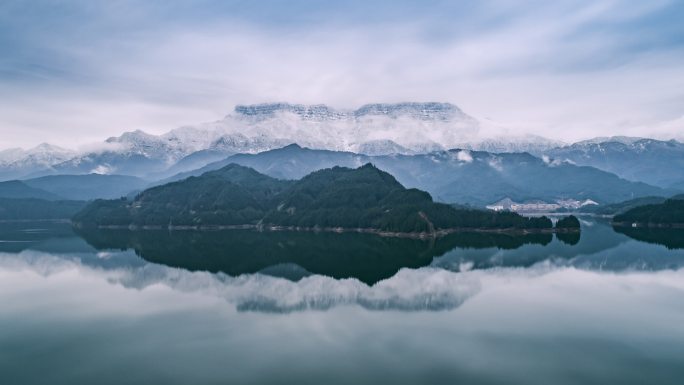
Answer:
[
  {"xmin": 0, "ymin": 102, "xmax": 572, "ymax": 180},
  {"xmin": 0, "ymin": 143, "xmax": 76, "ymax": 180},
  {"xmin": 458, "ymin": 135, "xmax": 566, "ymax": 156},
  {"xmin": 205, "ymin": 102, "xmax": 481, "ymax": 155},
  {"xmin": 10, "ymin": 102, "xmax": 489, "ymax": 178},
  {"xmin": 571, "ymin": 136, "xmax": 647, "ymax": 146},
  {"xmin": 177, "ymin": 102, "xmax": 562, "ymax": 156},
  {"xmin": 41, "ymin": 103, "xmax": 477, "ymax": 177},
  {"xmin": 545, "ymin": 137, "xmax": 684, "ymax": 188}
]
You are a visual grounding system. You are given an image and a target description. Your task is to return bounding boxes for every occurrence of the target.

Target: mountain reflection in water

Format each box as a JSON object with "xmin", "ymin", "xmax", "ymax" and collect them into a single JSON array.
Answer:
[
  {"xmin": 3, "ymin": 219, "xmax": 684, "ymax": 288},
  {"xmin": 2, "ymin": 221, "xmax": 684, "ymax": 385},
  {"xmin": 74, "ymin": 227, "xmax": 553, "ymax": 285},
  {"xmin": 613, "ymin": 226, "xmax": 684, "ymax": 250}
]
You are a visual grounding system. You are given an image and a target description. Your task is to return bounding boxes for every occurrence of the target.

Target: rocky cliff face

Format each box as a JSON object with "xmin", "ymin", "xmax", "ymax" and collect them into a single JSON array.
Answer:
[{"xmin": 233, "ymin": 102, "xmax": 467, "ymax": 122}]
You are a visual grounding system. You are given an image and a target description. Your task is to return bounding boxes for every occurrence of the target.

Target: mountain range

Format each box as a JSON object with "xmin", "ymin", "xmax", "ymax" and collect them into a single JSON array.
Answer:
[
  {"xmin": 0, "ymin": 143, "xmax": 76, "ymax": 180},
  {"xmin": 545, "ymin": 137, "xmax": 684, "ymax": 188},
  {"xmin": 0, "ymin": 102, "xmax": 563, "ymax": 179},
  {"xmin": 73, "ymin": 163, "xmax": 556, "ymax": 233},
  {"xmin": 1, "ymin": 102, "xmax": 683, "ymax": 208},
  {"xmin": 161, "ymin": 144, "xmax": 672, "ymax": 206}
]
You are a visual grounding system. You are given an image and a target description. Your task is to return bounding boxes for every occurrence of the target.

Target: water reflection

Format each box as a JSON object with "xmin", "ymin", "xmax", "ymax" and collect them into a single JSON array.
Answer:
[
  {"xmin": 74, "ymin": 227, "xmax": 557, "ymax": 285},
  {"xmin": 2, "ymin": 221, "xmax": 684, "ymax": 384},
  {"xmin": 556, "ymin": 231, "xmax": 580, "ymax": 245},
  {"xmin": 613, "ymin": 226, "xmax": 684, "ymax": 249},
  {"xmin": 3, "ymin": 220, "xmax": 684, "ymax": 286}
]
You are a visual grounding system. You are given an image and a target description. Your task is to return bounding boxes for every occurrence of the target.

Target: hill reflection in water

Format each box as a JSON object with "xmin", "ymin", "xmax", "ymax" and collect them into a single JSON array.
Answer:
[
  {"xmin": 613, "ymin": 226, "xmax": 684, "ymax": 250},
  {"xmin": 75, "ymin": 228, "xmax": 553, "ymax": 285}
]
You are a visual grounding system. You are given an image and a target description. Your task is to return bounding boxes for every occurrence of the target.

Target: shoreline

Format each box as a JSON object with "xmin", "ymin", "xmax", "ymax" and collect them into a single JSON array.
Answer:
[
  {"xmin": 0, "ymin": 219, "xmax": 72, "ymax": 223},
  {"xmin": 75, "ymin": 223, "xmax": 580, "ymax": 239},
  {"xmin": 612, "ymin": 222, "xmax": 684, "ymax": 229}
]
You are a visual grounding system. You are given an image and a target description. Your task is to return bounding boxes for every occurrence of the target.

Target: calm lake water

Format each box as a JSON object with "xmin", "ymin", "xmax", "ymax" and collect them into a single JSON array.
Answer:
[{"xmin": 1, "ymin": 219, "xmax": 683, "ymax": 384}]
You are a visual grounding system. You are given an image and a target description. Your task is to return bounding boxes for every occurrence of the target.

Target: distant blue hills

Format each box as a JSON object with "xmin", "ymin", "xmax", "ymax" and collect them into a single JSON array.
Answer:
[{"xmin": 1, "ymin": 142, "xmax": 682, "ymax": 209}]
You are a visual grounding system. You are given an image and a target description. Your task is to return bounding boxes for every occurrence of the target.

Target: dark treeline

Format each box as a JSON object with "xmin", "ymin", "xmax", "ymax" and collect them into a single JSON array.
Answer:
[
  {"xmin": 613, "ymin": 226, "xmax": 684, "ymax": 250},
  {"xmin": 614, "ymin": 197, "xmax": 684, "ymax": 226}
]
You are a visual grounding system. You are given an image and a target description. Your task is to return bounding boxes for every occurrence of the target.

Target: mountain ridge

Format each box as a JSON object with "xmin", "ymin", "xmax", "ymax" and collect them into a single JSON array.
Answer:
[
  {"xmin": 159, "ymin": 144, "xmax": 673, "ymax": 207},
  {"xmin": 1, "ymin": 103, "xmax": 683, "ymax": 188},
  {"xmin": 0, "ymin": 102, "xmax": 558, "ymax": 179},
  {"xmin": 73, "ymin": 163, "xmax": 556, "ymax": 234}
]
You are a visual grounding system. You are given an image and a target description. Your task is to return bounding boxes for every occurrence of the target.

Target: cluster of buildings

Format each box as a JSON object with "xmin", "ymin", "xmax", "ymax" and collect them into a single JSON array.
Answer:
[{"xmin": 486, "ymin": 198, "xmax": 598, "ymax": 213}]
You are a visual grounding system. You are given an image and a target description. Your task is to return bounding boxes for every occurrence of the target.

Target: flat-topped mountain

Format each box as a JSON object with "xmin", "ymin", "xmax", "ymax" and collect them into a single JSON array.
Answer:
[
  {"xmin": 73, "ymin": 163, "xmax": 556, "ymax": 234},
  {"xmin": 0, "ymin": 102, "xmax": 562, "ymax": 179},
  {"xmin": 234, "ymin": 102, "xmax": 468, "ymax": 121}
]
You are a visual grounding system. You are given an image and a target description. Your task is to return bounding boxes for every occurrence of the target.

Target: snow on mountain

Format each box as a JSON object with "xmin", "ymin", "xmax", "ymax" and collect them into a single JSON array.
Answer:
[
  {"xmin": 458, "ymin": 135, "xmax": 566, "ymax": 156},
  {"xmin": 545, "ymin": 137, "xmax": 684, "ymax": 188},
  {"xmin": 74, "ymin": 102, "xmax": 477, "ymax": 172},
  {"xmin": 189, "ymin": 102, "xmax": 481, "ymax": 155},
  {"xmin": 0, "ymin": 148, "xmax": 24, "ymax": 166},
  {"xmin": 0, "ymin": 102, "xmax": 564, "ymax": 179},
  {"xmin": 0, "ymin": 143, "xmax": 75, "ymax": 167},
  {"xmin": 572, "ymin": 136, "xmax": 648, "ymax": 146},
  {"xmin": 0, "ymin": 143, "xmax": 76, "ymax": 180}
]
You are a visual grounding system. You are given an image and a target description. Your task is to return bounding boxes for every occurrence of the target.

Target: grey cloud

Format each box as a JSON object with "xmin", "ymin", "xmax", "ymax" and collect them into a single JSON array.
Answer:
[{"xmin": 1, "ymin": 1, "xmax": 683, "ymax": 148}]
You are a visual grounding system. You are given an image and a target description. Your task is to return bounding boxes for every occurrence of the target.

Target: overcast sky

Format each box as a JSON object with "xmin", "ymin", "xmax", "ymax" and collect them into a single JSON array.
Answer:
[{"xmin": 1, "ymin": 0, "xmax": 683, "ymax": 149}]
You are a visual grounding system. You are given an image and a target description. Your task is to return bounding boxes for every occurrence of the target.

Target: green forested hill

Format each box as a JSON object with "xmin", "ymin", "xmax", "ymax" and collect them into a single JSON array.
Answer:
[
  {"xmin": 73, "ymin": 164, "xmax": 293, "ymax": 227},
  {"xmin": 613, "ymin": 196, "xmax": 684, "ymax": 226},
  {"xmin": 73, "ymin": 163, "xmax": 554, "ymax": 233}
]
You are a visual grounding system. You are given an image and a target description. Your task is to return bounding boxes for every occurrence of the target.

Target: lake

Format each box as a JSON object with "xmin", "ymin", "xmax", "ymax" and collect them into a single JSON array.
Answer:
[{"xmin": 1, "ymin": 219, "xmax": 683, "ymax": 384}]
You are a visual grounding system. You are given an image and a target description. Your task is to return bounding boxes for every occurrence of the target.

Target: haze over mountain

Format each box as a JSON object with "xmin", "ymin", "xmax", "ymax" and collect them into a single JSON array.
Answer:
[
  {"xmin": 545, "ymin": 138, "xmax": 684, "ymax": 188},
  {"xmin": 23, "ymin": 174, "xmax": 148, "ymax": 201},
  {"xmin": 0, "ymin": 103, "xmax": 682, "ymax": 204},
  {"xmin": 0, "ymin": 102, "xmax": 565, "ymax": 180},
  {"xmin": 0, "ymin": 180, "xmax": 63, "ymax": 201},
  {"xmin": 0, "ymin": 144, "xmax": 76, "ymax": 180}
]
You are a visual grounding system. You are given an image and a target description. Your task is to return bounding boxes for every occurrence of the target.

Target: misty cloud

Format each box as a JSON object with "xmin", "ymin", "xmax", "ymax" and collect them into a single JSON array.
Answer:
[{"xmin": 3, "ymin": 249, "xmax": 684, "ymax": 314}]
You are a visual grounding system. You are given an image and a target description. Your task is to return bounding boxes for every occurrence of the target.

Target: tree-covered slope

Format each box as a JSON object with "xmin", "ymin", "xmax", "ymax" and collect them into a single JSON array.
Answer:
[
  {"xmin": 613, "ymin": 196, "xmax": 684, "ymax": 226},
  {"xmin": 73, "ymin": 164, "xmax": 292, "ymax": 227},
  {"xmin": 263, "ymin": 164, "xmax": 437, "ymax": 232},
  {"xmin": 263, "ymin": 164, "xmax": 552, "ymax": 232},
  {"xmin": 164, "ymin": 145, "xmax": 668, "ymax": 206},
  {"xmin": 581, "ymin": 196, "xmax": 669, "ymax": 215},
  {"xmin": 74, "ymin": 163, "xmax": 555, "ymax": 232}
]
